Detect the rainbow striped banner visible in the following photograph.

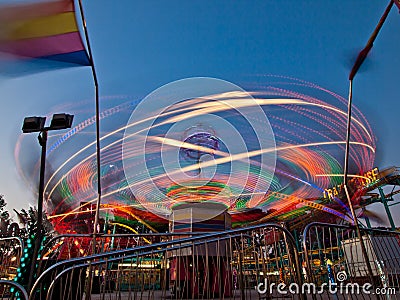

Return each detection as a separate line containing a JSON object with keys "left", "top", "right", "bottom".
{"left": 0, "top": 0, "right": 90, "bottom": 73}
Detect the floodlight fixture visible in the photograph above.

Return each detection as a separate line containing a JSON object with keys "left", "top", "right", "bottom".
{"left": 22, "top": 116, "right": 46, "bottom": 133}
{"left": 49, "top": 113, "right": 74, "bottom": 130}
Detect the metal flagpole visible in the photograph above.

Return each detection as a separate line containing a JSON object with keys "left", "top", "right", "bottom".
{"left": 76, "top": 1, "right": 101, "bottom": 299}
{"left": 344, "top": 0, "right": 394, "bottom": 234}
{"left": 344, "top": 0, "right": 394, "bottom": 290}
{"left": 76, "top": 0, "right": 102, "bottom": 241}
{"left": 343, "top": 79, "right": 376, "bottom": 286}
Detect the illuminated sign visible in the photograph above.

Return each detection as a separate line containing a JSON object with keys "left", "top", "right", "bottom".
{"left": 323, "top": 167, "right": 379, "bottom": 201}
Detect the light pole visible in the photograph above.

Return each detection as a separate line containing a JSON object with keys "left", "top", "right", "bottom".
{"left": 344, "top": 0, "right": 394, "bottom": 291}
{"left": 22, "top": 113, "right": 74, "bottom": 291}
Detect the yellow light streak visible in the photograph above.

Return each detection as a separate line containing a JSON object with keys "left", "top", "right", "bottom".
{"left": 109, "top": 222, "right": 152, "bottom": 244}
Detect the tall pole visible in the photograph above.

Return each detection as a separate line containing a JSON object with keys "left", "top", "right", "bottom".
{"left": 344, "top": 0, "right": 394, "bottom": 248}
{"left": 343, "top": 80, "right": 375, "bottom": 285}
{"left": 27, "top": 130, "right": 47, "bottom": 292}
{"left": 344, "top": 0, "right": 394, "bottom": 290}
{"left": 76, "top": 2, "right": 101, "bottom": 299}
{"left": 77, "top": 0, "right": 102, "bottom": 240}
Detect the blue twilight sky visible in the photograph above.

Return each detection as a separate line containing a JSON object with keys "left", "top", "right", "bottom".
{"left": 0, "top": 1, "right": 399, "bottom": 225}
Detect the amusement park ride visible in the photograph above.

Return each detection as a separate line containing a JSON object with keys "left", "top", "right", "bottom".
{"left": 9, "top": 163, "right": 395, "bottom": 237}
{"left": 13, "top": 75, "right": 400, "bottom": 236}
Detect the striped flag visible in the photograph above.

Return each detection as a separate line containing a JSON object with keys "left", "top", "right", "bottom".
{"left": 394, "top": 0, "right": 400, "bottom": 11}
{"left": 0, "top": 0, "right": 90, "bottom": 75}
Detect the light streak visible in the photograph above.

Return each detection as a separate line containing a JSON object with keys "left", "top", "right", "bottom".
{"left": 15, "top": 77, "right": 376, "bottom": 232}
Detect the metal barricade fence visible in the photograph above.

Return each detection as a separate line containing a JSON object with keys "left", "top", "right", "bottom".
{"left": 30, "top": 223, "right": 304, "bottom": 300}
{"left": 38, "top": 233, "right": 174, "bottom": 276}
{"left": 302, "top": 222, "right": 400, "bottom": 299}
{"left": 0, "top": 280, "right": 28, "bottom": 300}
{"left": 0, "top": 237, "right": 24, "bottom": 280}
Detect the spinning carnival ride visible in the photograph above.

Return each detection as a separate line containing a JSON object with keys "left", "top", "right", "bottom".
{"left": 15, "top": 76, "right": 376, "bottom": 233}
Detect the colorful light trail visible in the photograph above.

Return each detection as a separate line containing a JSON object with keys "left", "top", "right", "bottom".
{"left": 15, "top": 76, "right": 376, "bottom": 232}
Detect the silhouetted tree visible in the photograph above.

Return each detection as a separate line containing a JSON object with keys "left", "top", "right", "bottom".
{"left": 0, "top": 194, "right": 10, "bottom": 222}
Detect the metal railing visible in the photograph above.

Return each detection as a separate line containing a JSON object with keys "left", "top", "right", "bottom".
{"left": 302, "top": 222, "right": 400, "bottom": 299}
{"left": 0, "top": 280, "right": 28, "bottom": 300}
{"left": 2, "top": 221, "right": 397, "bottom": 299}
{"left": 30, "top": 223, "right": 303, "bottom": 300}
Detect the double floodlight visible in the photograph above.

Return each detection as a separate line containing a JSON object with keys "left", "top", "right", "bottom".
{"left": 22, "top": 113, "right": 74, "bottom": 133}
